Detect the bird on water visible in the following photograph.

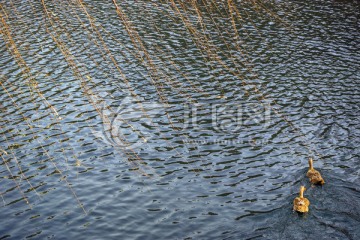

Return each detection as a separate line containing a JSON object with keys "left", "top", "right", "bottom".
{"left": 306, "top": 158, "right": 325, "bottom": 185}
{"left": 293, "top": 186, "right": 310, "bottom": 213}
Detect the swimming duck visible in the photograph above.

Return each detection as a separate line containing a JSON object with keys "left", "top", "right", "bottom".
{"left": 293, "top": 186, "right": 310, "bottom": 213}
{"left": 306, "top": 158, "right": 325, "bottom": 185}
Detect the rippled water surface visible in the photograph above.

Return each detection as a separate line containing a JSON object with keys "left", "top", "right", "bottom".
{"left": 1, "top": 0, "right": 359, "bottom": 239}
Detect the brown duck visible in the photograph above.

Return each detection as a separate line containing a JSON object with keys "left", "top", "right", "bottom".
{"left": 293, "top": 186, "right": 310, "bottom": 213}
{"left": 306, "top": 158, "right": 325, "bottom": 185}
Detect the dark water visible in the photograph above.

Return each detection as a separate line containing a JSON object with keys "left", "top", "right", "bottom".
{"left": 1, "top": 0, "right": 359, "bottom": 239}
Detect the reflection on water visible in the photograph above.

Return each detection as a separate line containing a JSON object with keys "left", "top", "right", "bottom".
{"left": 0, "top": 0, "right": 359, "bottom": 239}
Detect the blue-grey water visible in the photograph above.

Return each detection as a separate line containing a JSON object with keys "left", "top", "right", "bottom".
{"left": 1, "top": 0, "right": 359, "bottom": 239}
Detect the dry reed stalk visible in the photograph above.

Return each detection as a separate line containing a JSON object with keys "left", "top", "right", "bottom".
{"left": 1, "top": 127, "right": 41, "bottom": 199}
{"left": 2, "top": 1, "right": 87, "bottom": 211}
{"left": 0, "top": 142, "right": 30, "bottom": 206}
{"left": 166, "top": 1, "right": 323, "bottom": 160}
{"left": 41, "top": 0, "right": 155, "bottom": 177}
{"left": 1, "top": 78, "right": 87, "bottom": 213}
{"left": 5, "top": 0, "right": 78, "bottom": 171}
{"left": 0, "top": 6, "right": 60, "bottom": 120}
{"left": 112, "top": 1, "right": 208, "bottom": 168}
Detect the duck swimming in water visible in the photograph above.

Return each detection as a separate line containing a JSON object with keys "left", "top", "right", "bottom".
{"left": 306, "top": 158, "right": 325, "bottom": 185}
{"left": 293, "top": 186, "right": 310, "bottom": 213}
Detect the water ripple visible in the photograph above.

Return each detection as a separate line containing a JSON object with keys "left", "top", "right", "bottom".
{"left": 0, "top": 0, "right": 359, "bottom": 239}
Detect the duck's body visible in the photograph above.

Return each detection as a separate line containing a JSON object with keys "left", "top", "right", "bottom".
{"left": 293, "top": 186, "right": 310, "bottom": 213}
{"left": 306, "top": 158, "right": 325, "bottom": 185}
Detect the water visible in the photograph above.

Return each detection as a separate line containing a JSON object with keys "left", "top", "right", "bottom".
{"left": 1, "top": 0, "right": 359, "bottom": 239}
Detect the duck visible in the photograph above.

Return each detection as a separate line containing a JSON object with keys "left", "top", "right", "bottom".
{"left": 293, "top": 186, "right": 310, "bottom": 213}
{"left": 306, "top": 158, "right": 325, "bottom": 185}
